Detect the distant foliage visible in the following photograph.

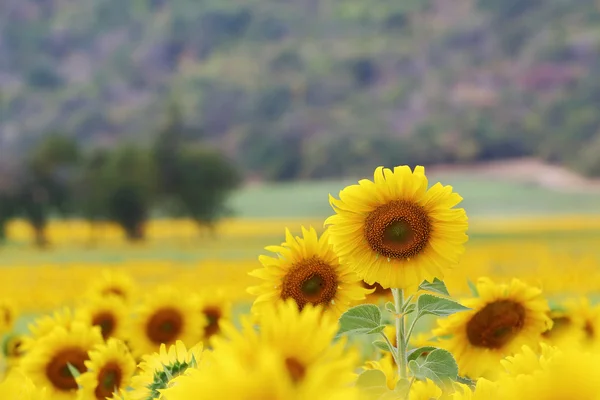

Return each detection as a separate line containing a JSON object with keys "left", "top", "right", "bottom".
{"left": 0, "top": 0, "right": 600, "bottom": 177}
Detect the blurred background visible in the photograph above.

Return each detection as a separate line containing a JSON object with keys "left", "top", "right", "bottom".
{"left": 0, "top": 0, "right": 599, "bottom": 313}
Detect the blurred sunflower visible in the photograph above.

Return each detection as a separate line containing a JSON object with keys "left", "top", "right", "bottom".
{"left": 0, "top": 298, "right": 18, "bottom": 334}
{"left": 494, "top": 344, "right": 600, "bottom": 399}
{"left": 409, "top": 379, "right": 442, "bottom": 400}
{"left": 23, "top": 307, "right": 85, "bottom": 351}
{"left": 247, "top": 226, "right": 368, "bottom": 315}
{"left": 20, "top": 322, "right": 103, "bottom": 400}
{"left": 129, "top": 340, "right": 203, "bottom": 400}
{"left": 564, "top": 297, "right": 600, "bottom": 346}
{"left": 129, "top": 286, "right": 204, "bottom": 357}
{"left": 325, "top": 165, "right": 468, "bottom": 289}
{"left": 76, "top": 338, "right": 136, "bottom": 400}
{"left": 87, "top": 270, "right": 136, "bottom": 303}
{"left": 363, "top": 352, "right": 396, "bottom": 390}
{"left": 2, "top": 333, "right": 27, "bottom": 369}
{"left": 195, "top": 291, "right": 232, "bottom": 344}
{"left": 0, "top": 370, "right": 48, "bottom": 399}
{"left": 214, "top": 298, "right": 358, "bottom": 391}
{"left": 162, "top": 344, "right": 359, "bottom": 400}
{"left": 451, "top": 379, "right": 498, "bottom": 400}
{"left": 433, "top": 277, "right": 552, "bottom": 379}
{"left": 76, "top": 295, "right": 128, "bottom": 341}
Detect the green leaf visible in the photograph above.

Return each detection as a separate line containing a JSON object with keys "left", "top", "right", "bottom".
{"left": 384, "top": 301, "right": 396, "bottom": 314}
{"left": 66, "top": 362, "right": 81, "bottom": 380}
{"left": 337, "top": 304, "right": 383, "bottom": 336}
{"left": 418, "top": 278, "right": 450, "bottom": 296}
{"left": 372, "top": 339, "right": 395, "bottom": 353}
{"left": 355, "top": 370, "right": 389, "bottom": 398}
{"left": 407, "top": 346, "right": 437, "bottom": 362}
{"left": 367, "top": 325, "right": 387, "bottom": 334}
{"left": 378, "top": 379, "right": 410, "bottom": 399}
{"left": 403, "top": 303, "right": 416, "bottom": 315}
{"left": 467, "top": 280, "right": 479, "bottom": 297}
{"left": 408, "top": 348, "right": 459, "bottom": 390}
{"left": 417, "top": 294, "right": 470, "bottom": 318}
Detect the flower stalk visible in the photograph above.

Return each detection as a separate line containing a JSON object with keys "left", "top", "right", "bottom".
{"left": 392, "top": 288, "right": 408, "bottom": 379}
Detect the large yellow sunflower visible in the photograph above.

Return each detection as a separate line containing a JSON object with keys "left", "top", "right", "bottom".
{"left": 19, "top": 322, "right": 103, "bottom": 400}
{"left": 76, "top": 295, "right": 129, "bottom": 341}
{"left": 325, "top": 165, "right": 468, "bottom": 289}
{"left": 213, "top": 298, "right": 358, "bottom": 392}
{"left": 247, "top": 226, "right": 368, "bottom": 315}
{"left": 0, "top": 370, "right": 48, "bottom": 399}
{"left": 76, "top": 338, "right": 136, "bottom": 400}
{"left": 433, "top": 277, "right": 552, "bottom": 379}
{"left": 162, "top": 344, "right": 360, "bottom": 400}
{"left": 129, "top": 340, "right": 203, "bottom": 400}
{"left": 129, "top": 286, "right": 205, "bottom": 357}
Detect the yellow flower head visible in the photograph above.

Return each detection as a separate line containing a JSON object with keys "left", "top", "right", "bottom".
{"left": 433, "top": 277, "right": 552, "bottom": 379}
{"left": 213, "top": 298, "right": 358, "bottom": 392}
{"left": 325, "top": 165, "right": 468, "bottom": 289}
{"left": 19, "top": 322, "right": 103, "bottom": 400}
{"left": 129, "top": 286, "right": 205, "bottom": 357}
{"left": 76, "top": 338, "right": 136, "bottom": 400}
{"left": 129, "top": 340, "right": 203, "bottom": 400}
{"left": 86, "top": 269, "right": 136, "bottom": 304}
{"left": 75, "top": 295, "right": 129, "bottom": 341}
{"left": 0, "top": 370, "right": 48, "bottom": 400}
{"left": 248, "top": 226, "right": 369, "bottom": 315}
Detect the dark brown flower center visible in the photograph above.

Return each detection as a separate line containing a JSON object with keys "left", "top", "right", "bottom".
{"left": 94, "top": 362, "right": 123, "bottom": 400}
{"left": 281, "top": 256, "right": 338, "bottom": 310}
{"left": 542, "top": 316, "right": 571, "bottom": 338}
{"left": 203, "top": 307, "right": 222, "bottom": 338}
{"left": 45, "top": 347, "right": 89, "bottom": 391}
{"left": 146, "top": 308, "right": 184, "bottom": 344}
{"left": 284, "top": 357, "right": 306, "bottom": 383}
{"left": 466, "top": 300, "right": 526, "bottom": 349}
{"left": 92, "top": 312, "right": 117, "bottom": 340}
{"left": 364, "top": 201, "right": 431, "bottom": 260}
{"left": 584, "top": 320, "right": 595, "bottom": 340}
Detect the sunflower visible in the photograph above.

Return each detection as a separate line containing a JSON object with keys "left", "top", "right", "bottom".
{"left": 213, "top": 298, "right": 358, "bottom": 392}
{"left": 494, "top": 344, "right": 600, "bottom": 399}
{"left": 22, "top": 307, "right": 85, "bottom": 352}
{"left": 76, "top": 338, "right": 136, "bottom": 400}
{"left": 409, "top": 379, "right": 443, "bottom": 400}
{"left": 325, "top": 165, "right": 468, "bottom": 289}
{"left": 0, "top": 298, "right": 17, "bottom": 334}
{"left": 162, "top": 344, "right": 360, "bottom": 400}
{"left": 247, "top": 226, "right": 368, "bottom": 315}
{"left": 19, "top": 322, "right": 103, "bottom": 400}
{"left": 451, "top": 380, "right": 498, "bottom": 400}
{"left": 195, "top": 291, "right": 232, "bottom": 344}
{"left": 76, "top": 295, "right": 128, "bottom": 341}
{"left": 363, "top": 352, "right": 396, "bottom": 390}
{"left": 129, "top": 286, "right": 205, "bottom": 357}
{"left": 561, "top": 297, "right": 600, "bottom": 347}
{"left": 433, "top": 277, "right": 552, "bottom": 379}
{"left": 87, "top": 269, "right": 136, "bottom": 304}
{"left": 3, "top": 333, "right": 27, "bottom": 368}
{"left": 129, "top": 340, "right": 203, "bottom": 400}
{"left": 0, "top": 370, "right": 48, "bottom": 399}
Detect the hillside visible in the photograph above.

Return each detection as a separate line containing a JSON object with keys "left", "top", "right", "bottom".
{"left": 1, "top": 0, "right": 600, "bottom": 179}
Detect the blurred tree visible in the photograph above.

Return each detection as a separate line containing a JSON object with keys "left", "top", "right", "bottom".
{"left": 102, "top": 145, "right": 156, "bottom": 241}
{"left": 17, "top": 134, "right": 80, "bottom": 247}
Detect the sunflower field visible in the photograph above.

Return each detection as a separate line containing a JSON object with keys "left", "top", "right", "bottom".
{"left": 1, "top": 165, "right": 600, "bottom": 399}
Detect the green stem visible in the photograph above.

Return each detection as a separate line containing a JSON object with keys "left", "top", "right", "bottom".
{"left": 405, "top": 314, "right": 420, "bottom": 344}
{"left": 379, "top": 332, "right": 399, "bottom": 366}
{"left": 392, "top": 288, "right": 407, "bottom": 380}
